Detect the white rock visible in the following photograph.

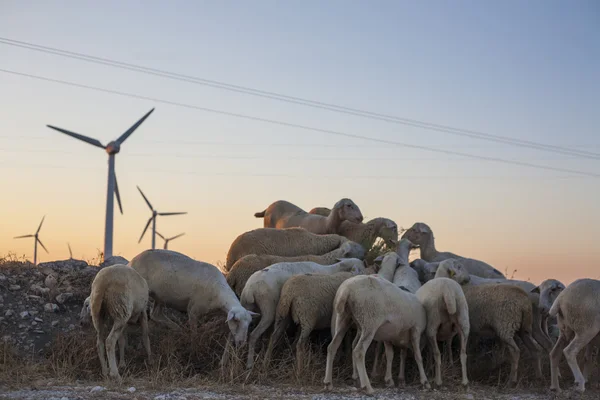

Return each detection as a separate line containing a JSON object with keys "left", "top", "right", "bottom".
{"left": 0, "top": 273, "right": 6, "bottom": 281}
{"left": 19, "top": 311, "right": 30, "bottom": 319}
{"left": 34, "top": 317, "right": 43, "bottom": 322}
{"left": 9, "top": 285, "right": 21, "bottom": 291}
{"left": 5, "top": 310, "right": 14, "bottom": 317}
{"left": 55, "top": 293, "right": 73, "bottom": 304}
{"left": 52, "top": 320, "right": 59, "bottom": 327}
{"left": 44, "top": 274, "right": 58, "bottom": 289}
{"left": 44, "top": 303, "right": 59, "bottom": 313}
{"left": 127, "top": 387, "right": 137, "bottom": 393}
{"left": 90, "top": 386, "right": 105, "bottom": 393}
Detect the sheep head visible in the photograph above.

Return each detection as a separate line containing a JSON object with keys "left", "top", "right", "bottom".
{"left": 332, "top": 198, "right": 363, "bottom": 224}
{"left": 378, "top": 218, "right": 399, "bottom": 248}
{"left": 395, "top": 238, "right": 419, "bottom": 264}
{"left": 532, "top": 279, "right": 565, "bottom": 314}
{"left": 226, "top": 306, "right": 260, "bottom": 347}
{"left": 400, "top": 222, "right": 432, "bottom": 247}
{"left": 439, "top": 259, "right": 470, "bottom": 285}
{"left": 335, "top": 257, "right": 367, "bottom": 275}
{"left": 339, "top": 240, "right": 366, "bottom": 260}
{"left": 79, "top": 296, "right": 92, "bottom": 327}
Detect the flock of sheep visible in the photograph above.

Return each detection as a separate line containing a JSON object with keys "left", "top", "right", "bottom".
{"left": 79, "top": 198, "right": 599, "bottom": 394}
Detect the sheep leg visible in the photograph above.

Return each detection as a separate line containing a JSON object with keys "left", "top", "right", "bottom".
{"left": 353, "top": 328, "right": 376, "bottom": 395}
{"left": 582, "top": 344, "right": 594, "bottom": 382}
{"left": 351, "top": 328, "right": 361, "bottom": 382}
{"left": 397, "top": 348, "right": 407, "bottom": 387}
{"left": 95, "top": 323, "right": 109, "bottom": 378}
{"left": 563, "top": 328, "right": 599, "bottom": 393}
{"left": 411, "top": 328, "right": 430, "bottom": 389}
{"left": 118, "top": 333, "right": 126, "bottom": 369}
{"left": 324, "top": 314, "right": 351, "bottom": 391}
{"left": 457, "top": 326, "right": 469, "bottom": 387}
{"left": 519, "top": 331, "right": 542, "bottom": 379}
{"left": 383, "top": 341, "right": 395, "bottom": 387}
{"left": 371, "top": 341, "right": 383, "bottom": 378}
{"left": 295, "top": 326, "right": 312, "bottom": 371}
{"left": 550, "top": 332, "right": 569, "bottom": 391}
{"left": 140, "top": 309, "right": 152, "bottom": 365}
{"left": 246, "top": 303, "right": 275, "bottom": 370}
{"left": 220, "top": 333, "right": 232, "bottom": 368}
{"left": 532, "top": 311, "right": 553, "bottom": 353}
{"left": 106, "top": 320, "right": 127, "bottom": 382}
{"left": 501, "top": 336, "right": 520, "bottom": 387}
{"left": 428, "top": 334, "right": 443, "bottom": 387}
{"left": 150, "top": 301, "right": 180, "bottom": 330}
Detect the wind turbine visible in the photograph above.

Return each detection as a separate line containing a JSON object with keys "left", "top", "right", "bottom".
{"left": 137, "top": 186, "right": 187, "bottom": 249}
{"left": 67, "top": 242, "right": 73, "bottom": 259}
{"left": 155, "top": 231, "right": 185, "bottom": 249}
{"left": 14, "top": 216, "right": 48, "bottom": 265}
{"left": 46, "top": 108, "right": 155, "bottom": 259}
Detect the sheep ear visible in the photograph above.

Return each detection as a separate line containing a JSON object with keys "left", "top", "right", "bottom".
{"left": 373, "top": 255, "right": 384, "bottom": 265}
{"left": 248, "top": 311, "right": 260, "bottom": 318}
{"left": 226, "top": 310, "right": 236, "bottom": 323}
{"left": 530, "top": 286, "right": 540, "bottom": 294}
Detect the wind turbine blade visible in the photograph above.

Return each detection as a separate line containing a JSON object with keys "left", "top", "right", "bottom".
{"left": 37, "top": 238, "right": 49, "bottom": 253}
{"left": 114, "top": 174, "right": 123, "bottom": 214}
{"left": 116, "top": 108, "right": 155, "bottom": 145}
{"left": 46, "top": 125, "right": 105, "bottom": 149}
{"left": 158, "top": 212, "right": 187, "bottom": 216}
{"left": 138, "top": 217, "right": 153, "bottom": 243}
{"left": 137, "top": 186, "right": 153, "bottom": 211}
{"left": 14, "top": 234, "right": 34, "bottom": 239}
{"left": 36, "top": 215, "right": 46, "bottom": 234}
{"left": 68, "top": 242, "right": 73, "bottom": 258}
{"left": 155, "top": 231, "right": 165, "bottom": 240}
{"left": 169, "top": 233, "right": 185, "bottom": 241}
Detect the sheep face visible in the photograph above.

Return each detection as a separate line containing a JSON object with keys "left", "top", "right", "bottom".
{"left": 532, "top": 279, "right": 565, "bottom": 314}
{"left": 79, "top": 296, "right": 92, "bottom": 327}
{"left": 442, "top": 259, "right": 470, "bottom": 285}
{"left": 333, "top": 198, "right": 363, "bottom": 224}
{"left": 339, "top": 241, "right": 366, "bottom": 260}
{"left": 400, "top": 222, "right": 432, "bottom": 246}
{"left": 335, "top": 257, "right": 368, "bottom": 275}
{"left": 379, "top": 219, "right": 399, "bottom": 248}
{"left": 226, "top": 306, "right": 259, "bottom": 347}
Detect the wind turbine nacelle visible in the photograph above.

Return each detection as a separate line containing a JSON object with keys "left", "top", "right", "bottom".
{"left": 105, "top": 141, "right": 121, "bottom": 154}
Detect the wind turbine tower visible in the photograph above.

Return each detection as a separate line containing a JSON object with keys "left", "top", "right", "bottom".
{"left": 137, "top": 186, "right": 187, "bottom": 249}
{"left": 14, "top": 216, "right": 48, "bottom": 265}
{"left": 46, "top": 108, "right": 155, "bottom": 259}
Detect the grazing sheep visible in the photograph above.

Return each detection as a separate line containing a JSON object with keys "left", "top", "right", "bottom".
{"left": 87, "top": 264, "right": 151, "bottom": 382}
{"left": 129, "top": 249, "right": 259, "bottom": 346}
{"left": 337, "top": 217, "right": 400, "bottom": 250}
{"left": 240, "top": 258, "right": 366, "bottom": 369}
{"left": 415, "top": 277, "right": 470, "bottom": 387}
{"left": 410, "top": 259, "right": 440, "bottom": 283}
{"left": 269, "top": 271, "right": 360, "bottom": 369}
{"left": 532, "top": 279, "right": 565, "bottom": 341}
{"left": 324, "top": 270, "right": 430, "bottom": 394}
{"left": 441, "top": 262, "right": 541, "bottom": 386}
{"left": 224, "top": 227, "right": 349, "bottom": 271}
{"left": 226, "top": 240, "right": 366, "bottom": 297}
{"left": 436, "top": 259, "right": 553, "bottom": 353}
{"left": 548, "top": 278, "right": 600, "bottom": 393}
{"left": 401, "top": 222, "right": 505, "bottom": 279}
{"left": 308, "top": 207, "right": 331, "bottom": 216}
{"left": 254, "top": 198, "right": 363, "bottom": 234}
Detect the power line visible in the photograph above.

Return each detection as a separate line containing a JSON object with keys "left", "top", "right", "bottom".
{"left": 1, "top": 37, "right": 598, "bottom": 160}
{"left": 1, "top": 67, "right": 599, "bottom": 179}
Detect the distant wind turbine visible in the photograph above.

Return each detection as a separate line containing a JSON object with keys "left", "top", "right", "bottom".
{"left": 155, "top": 231, "right": 185, "bottom": 249}
{"left": 137, "top": 186, "right": 187, "bottom": 249}
{"left": 14, "top": 216, "right": 48, "bottom": 265}
{"left": 67, "top": 242, "right": 73, "bottom": 259}
{"left": 46, "top": 108, "right": 155, "bottom": 260}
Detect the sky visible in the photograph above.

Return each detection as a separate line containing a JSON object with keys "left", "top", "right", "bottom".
{"left": 0, "top": 1, "right": 598, "bottom": 285}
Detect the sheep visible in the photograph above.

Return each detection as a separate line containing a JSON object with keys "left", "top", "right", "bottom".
{"left": 440, "top": 260, "right": 542, "bottom": 386}
{"left": 401, "top": 222, "right": 505, "bottom": 279}
{"left": 129, "top": 249, "right": 259, "bottom": 347}
{"left": 268, "top": 271, "right": 360, "bottom": 369}
{"left": 254, "top": 198, "right": 364, "bottom": 234}
{"left": 410, "top": 259, "right": 440, "bottom": 283}
{"left": 436, "top": 259, "right": 553, "bottom": 353}
{"left": 323, "top": 266, "right": 430, "bottom": 394}
{"left": 337, "top": 217, "right": 399, "bottom": 250}
{"left": 86, "top": 264, "right": 151, "bottom": 382}
{"left": 224, "top": 227, "right": 349, "bottom": 271}
{"left": 226, "top": 240, "right": 366, "bottom": 297}
{"left": 531, "top": 279, "right": 565, "bottom": 341}
{"left": 239, "top": 258, "right": 366, "bottom": 369}
{"left": 548, "top": 278, "right": 600, "bottom": 393}
{"left": 308, "top": 206, "right": 331, "bottom": 216}
{"left": 415, "top": 277, "right": 470, "bottom": 387}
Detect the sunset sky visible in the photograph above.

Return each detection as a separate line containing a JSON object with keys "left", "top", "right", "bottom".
{"left": 1, "top": 1, "right": 598, "bottom": 285}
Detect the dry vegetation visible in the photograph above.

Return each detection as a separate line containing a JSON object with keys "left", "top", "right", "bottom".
{"left": 0, "top": 252, "right": 598, "bottom": 399}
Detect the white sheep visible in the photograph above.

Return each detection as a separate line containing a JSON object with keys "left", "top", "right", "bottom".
{"left": 226, "top": 240, "right": 366, "bottom": 297}
{"left": 129, "top": 249, "right": 259, "bottom": 346}
{"left": 410, "top": 259, "right": 440, "bottom": 283}
{"left": 254, "top": 198, "right": 364, "bottom": 234}
{"left": 401, "top": 222, "right": 505, "bottom": 279}
{"left": 337, "top": 217, "right": 400, "bottom": 250}
{"left": 323, "top": 266, "right": 430, "bottom": 394}
{"left": 86, "top": 264, "right": 151, "bottom": 382}
{"left": 415, "top": 277, "right": 470, "bottom": 387}
{"left": 440, "top": 260, "right": 542, "bottom": 386}
{"left": 239, "top": 258, "right": 366, "bottom": 369}
{"left": 531, "top": 278, "right": 565, "bottom": 341}
{"left": 224, "top": 227, "right": 349, "bottom": 271}
{"left": 308, "top": 206, "right": 331, "bottom": 216}
{"left": 548, "top": 278, "right": 600, "bottom": 393}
